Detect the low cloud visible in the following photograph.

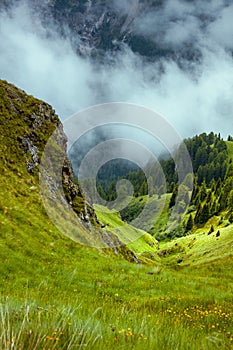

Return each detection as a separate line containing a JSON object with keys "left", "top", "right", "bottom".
{"left": 0, "top": 1, "right": 97, "bottom": 116}
{"left": 0, "top": 0, "right": 233, "bottom": 140}
{"left": 208, "top": 4, "right": 233, "bottom": 50}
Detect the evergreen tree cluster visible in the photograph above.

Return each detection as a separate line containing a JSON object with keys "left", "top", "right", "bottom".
{"left": 95, "top": 133, "right": 232, "bottom": 226}
{"left": 188, "top": 161, "right": 233, "bottom": 226}
{"left": 96, "top": 159, "right": 148, "bottom": 201}
{"left": 185, "top": 132, "right": 228, "bottom": 185}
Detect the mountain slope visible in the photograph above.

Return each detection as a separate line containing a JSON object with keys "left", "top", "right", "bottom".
{"left": 0, "top": 79, "right": 158, "bottom": 259}
{"left": 0, "top": 0, "right": 202, "bottom": 63}
{"left": 0, "top": 80, "right": 233, "bottom": 349}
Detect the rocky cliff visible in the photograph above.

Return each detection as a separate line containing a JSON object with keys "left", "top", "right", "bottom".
{"left": 0, "top": 79, "right": 141, "bottom": 261}
{"left": 0, "top": 79, "right": 95, "bottom": 225}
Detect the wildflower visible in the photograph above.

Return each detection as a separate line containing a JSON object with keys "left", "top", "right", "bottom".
{"left": 118, "top": 329, "right": 125, "bottom": 334}
{"left": 46, "top": 336, "right": 53, "bottom": 340}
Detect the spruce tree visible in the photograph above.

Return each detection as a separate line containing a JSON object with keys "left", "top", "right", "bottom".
{"left": 169, "top": 184, "right": 178, "bottom": 208}
{"left": 199, "top": 203, "right": 210, "bottom": 224}
{"left": 186, "top": 214, "right": 194, "bottom": 232}
{"left": 194, "top": 203, "right": 202, "bottom": 224}
{"left": 199, "top": 180, "right": 207, "bottom": 201}
{"left": 208, "top": 225, "right": 214, "bottom": 235}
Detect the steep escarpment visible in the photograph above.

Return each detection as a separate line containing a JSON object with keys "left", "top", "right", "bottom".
{"left": 0, "top": 79, "right": 153, "bottom": 259}
{"left": 0, "top": 79, "right": 95, "bottom": 226}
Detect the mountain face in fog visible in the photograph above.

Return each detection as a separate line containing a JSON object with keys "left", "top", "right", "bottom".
{"left": 20, "top": 0, "right": 232, "bottom": 66}
{"left": 36, "top": 0, "right": 151, "bottom": 55}
{"left": 1, "top": 0, "right": 202, "bottom": 63}
{"left": 44, "top": 0, "right": 201, "bottom": 63}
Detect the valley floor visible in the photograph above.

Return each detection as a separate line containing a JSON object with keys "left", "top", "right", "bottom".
{"left": 0, "top": 181, "right": 233, "bottom": 349}
{"left": 1, "top": 244, "right": 233, "bottom": 349}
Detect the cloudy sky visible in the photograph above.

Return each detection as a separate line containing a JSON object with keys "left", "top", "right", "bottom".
{"left": 0, "top": 0, "right": 233, "bottom": 139}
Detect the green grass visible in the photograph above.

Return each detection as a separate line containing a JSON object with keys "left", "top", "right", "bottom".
{"left": 159, "top": 224, "right": 233, "bottom": 267}
{"left": 1, "top": 169, "right": 232, "bottom": 349}
{"left": 94, "top": 204, "right": 158, "bottom": 258}
{"left": 0, "top": 80, "right": 233, "bottom": 349}
{"left": 1, "top": 175, "right": 233, "bottom": 349}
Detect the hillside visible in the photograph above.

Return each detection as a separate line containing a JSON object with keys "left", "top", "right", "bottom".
{"left": 0, "top": 80, "right": 233, "bottom": 349}
{"left": 95, "top": 132, "right": 233, "bottom": 244}
{"left": 0, "top": 79, "right": 157, "bottom": 256}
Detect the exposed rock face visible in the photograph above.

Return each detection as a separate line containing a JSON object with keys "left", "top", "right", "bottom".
{"left": 21, "top": 138, "right": 39, "bottom": 173}
{"left": 0, "top": 79, "right": 96, "bottom": 227}
{"left": 44, "top": 0, "right": 161, "bottom": 58}
{"left": 35, "top": 0, "right": 199, "bottom": 62}
{"left": 0, "top": 0, "right": 203, "bottom": 63}
{"left": 21, "top": 104, "right": 58, "bottom": 173}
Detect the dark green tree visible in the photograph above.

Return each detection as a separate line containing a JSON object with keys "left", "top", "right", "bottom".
{"left": 169, "top": 185, "right": 178, "bottom": 208}
{"left": 186, "top": 214, "right": 194, "bottom": 232}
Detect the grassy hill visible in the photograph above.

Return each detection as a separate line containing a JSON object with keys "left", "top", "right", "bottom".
{"left": 94, "top": 204, "right": 160, "bottom": 262}
{"left": 0, "top": 80, "right": 233, "bottom": 349}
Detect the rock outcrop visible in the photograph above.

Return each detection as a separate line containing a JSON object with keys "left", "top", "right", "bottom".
{"left": 0, "top": 79, "right": 140, "bottom": 260}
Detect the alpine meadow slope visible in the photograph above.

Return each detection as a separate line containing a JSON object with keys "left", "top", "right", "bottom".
{"left": 0, "top": 80, "right": 233, "bottom": 349}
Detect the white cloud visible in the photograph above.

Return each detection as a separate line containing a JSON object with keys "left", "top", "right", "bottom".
{"left": 0, "top": 0, "right": 233, "bottom": 140}
{"left": 0, "top": 2, "right": 97, "bottom": 116}
{"left": 163, "top": 16, "right": 200, "bottom": 47}
{"left": 208, "top": 4, "right": 233, "bottom": 49}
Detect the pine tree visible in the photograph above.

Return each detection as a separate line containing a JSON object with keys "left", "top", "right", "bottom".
{"left": 169, "top": 185, "right": 178, "bottom": 208}
{"left": 191, "top": 182, "right": 199, "bottom": 205}
{"left": 97, "top": 182, "right": 106, "bottom": 200}
{"left": 215, "top": 178, "right": 222, "bottom": 196}
{"left": 148, "top": 176, "right": 154, "bottom": 197}
{"left": 194, "top": 203, "right": 202, "bottom": 224}
{"left": 199, "top": 180, "right": 207, "bottom": 201}
{"left": 186, "top": 214, "right": 194, "bottom": 232}
{"left": 208, "top": 225, "right": 214, "bottom": 235}
{"left": 206, "top": 190, "right": 212, "bottom": 203}
{"left": 139, "top": 181, "right": 148, "bottom": 196}
{"left": 199, "top": 203, "right": 210, "bottom": 224}
{"left": 227, "top": 190, "right": 233, "bottom": 211}
{"left": 210, "top": 180, "right": 216, "bottom": 193}
{"left": 195, "top": 203, "right": 210, "bottom": 225}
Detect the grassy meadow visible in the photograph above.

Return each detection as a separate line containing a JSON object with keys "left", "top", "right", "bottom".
{"left": 0, "top": 80, "right": 232, "bottom": 349}
{"left": 0, "top": 173, "right": 233, "bottom": 349}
